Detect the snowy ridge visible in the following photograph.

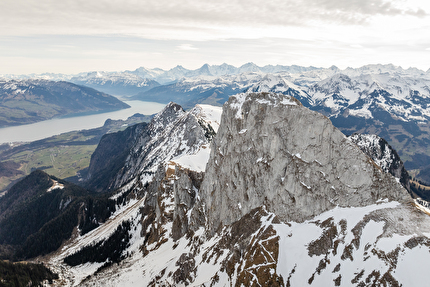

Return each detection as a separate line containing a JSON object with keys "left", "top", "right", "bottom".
{"left": 349, "top": 134, "right": 397, "bottom": 173}
{"left": 0, "top": 78, "right": 43, "bottom": 91}
{"left": 342, "top": 63, "right": 428, "bottom": 78}
{"left": 229, "top": 92, "right": 300, "bottom": 119}
{"left": 45, "top": 103, "right": 220, "bottom": 286}
{"left": 170, "top": 72, "right": 265, "bottom": 93}
{"left": 274, "top": 201, "right": 430, "bottom": 287}
{"left": 4, "top": 63, "right": 430, "bottom": 125}
{"left": 348, "top": 133, "right": 410, "bottom": 191}
{"left": 191, "top": 104, "right": 222, "bottom": 133}
{"left": 171, "top": 104, "right": 222, "bottom": 172}
{"left": 112, "top": 102, "right": 218, "bottom": 188}
{"left": 247, "top": 74, "right": 305, "bottom": 95}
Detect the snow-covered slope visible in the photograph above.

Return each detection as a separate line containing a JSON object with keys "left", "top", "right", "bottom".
{"left": 109, "top": 102, "right": 219, "bottom": 189}
{"left": 57, "top": 199, "right": 430, "bottom": 286}
{"left": 245, "top": 74, "right": 312, "bottom": 106}
{"left": 348, "top": 133, "right": 410, "bottom": 191}
{"left": 170, "top": 104, "right": 222, "bottom": 172}
{"left": 308, "top": 72, "right": 430, "bottom": 122}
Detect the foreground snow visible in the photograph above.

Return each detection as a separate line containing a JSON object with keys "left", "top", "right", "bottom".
{"left": 46, "top": 198, "right": 430, "bottom": 287}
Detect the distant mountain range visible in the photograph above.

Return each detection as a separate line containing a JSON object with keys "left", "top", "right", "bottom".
{"left": 1, "top": 63, "right": 320, "bottom": 96}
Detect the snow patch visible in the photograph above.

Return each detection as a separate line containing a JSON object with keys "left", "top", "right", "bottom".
{"left": 171, "top": 144, "right": 211, "bottom": 172}
{"left": 229, "top": 93, "right": 248, "bottom": 119}
{"left": 47, "top": 180, "right": 64, "bottom": 192}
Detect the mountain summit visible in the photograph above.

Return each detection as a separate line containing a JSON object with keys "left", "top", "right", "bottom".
{"left": 200, "top": 92, "right": 411, "bottom": 233}
{"left": 4, "top": 92, "right": 430, "bottom": 286}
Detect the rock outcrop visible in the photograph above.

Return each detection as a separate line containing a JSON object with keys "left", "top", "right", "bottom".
{"left": 200, "top": 92, "right": 411, "bottom": 233}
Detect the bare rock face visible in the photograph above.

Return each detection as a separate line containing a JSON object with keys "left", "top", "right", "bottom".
{"left": 200, "top": 92, "right": 411, "bottom": 233}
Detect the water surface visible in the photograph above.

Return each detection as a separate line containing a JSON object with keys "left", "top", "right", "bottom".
{"left": 0, "top": 101, "right": 165, "bottom": 144}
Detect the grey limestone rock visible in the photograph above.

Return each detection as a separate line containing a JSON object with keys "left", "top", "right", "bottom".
{"left": 200, "top": 92, "right": 412, "bottom": 233}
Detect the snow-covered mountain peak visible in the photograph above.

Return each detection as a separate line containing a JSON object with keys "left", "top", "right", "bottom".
{"left": 228, "top": 92, "right": 300, "bottom": 119}
{"left": 170, "top": 104, "right": 222, "bottom": 172}
{"left": 238, "top": 62, "right": 262, "bottom": 73}
{"left": 129, "top": 66, "right": 165, "bottom": 79}
{"left": 312, "top": 73, "right": 354, "bottom": 93}
{"left": 243, "top": 75, "right": 312, "bottom": 106}
{"left": 208, "top": 63, "right": 238, "bottom": 76}
{"left": 307, "top": 69, "right": 430, "bottom": 122}
{"left": 189, "top": 104, "right": 222, "bottom": 133}
{"left": 365, "top": 80, "right": 384, "bottom": 94}
{"left": 72, "top": 71, "right": 149, "bottom": 83}
{"left": 110, "top": 101, "right": 219, "bottom": 188}
{"left": 308, "top": 73, "right": 362, "bottom": 108}
{"left": 344, "top": 63, "right": 401, "bottom": 77}
{"left": 246, "top": 74, "right": 293, "bottom": 93}
{"left": 148, "top": 102, "right": 185, "bottom": 136}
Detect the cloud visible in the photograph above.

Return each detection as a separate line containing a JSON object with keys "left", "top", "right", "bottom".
{"left": 177, "top": 44, "right": 198, "bottom": 51}
{"left": 0, "top": 0, "right": 428, "bottom": 39}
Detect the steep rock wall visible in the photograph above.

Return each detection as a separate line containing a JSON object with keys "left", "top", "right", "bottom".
{"left": 200, "top": 92, "right": 411, "bottom": 233}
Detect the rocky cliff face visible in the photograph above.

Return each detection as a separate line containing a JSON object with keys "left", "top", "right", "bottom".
{"left": 200, "top": 92, "right": 411, "bottom": 233}
{"left": 85, "top": 122, "right": 148, "bottom": 192}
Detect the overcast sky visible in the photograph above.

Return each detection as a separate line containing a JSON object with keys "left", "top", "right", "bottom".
{"left": 1, "top": 0, "right": 429, "bottom": 74}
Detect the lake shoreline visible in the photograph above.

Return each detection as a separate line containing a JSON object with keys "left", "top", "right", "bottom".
{"left": 0, "top": 101, "right": 165, "bottom": 144}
